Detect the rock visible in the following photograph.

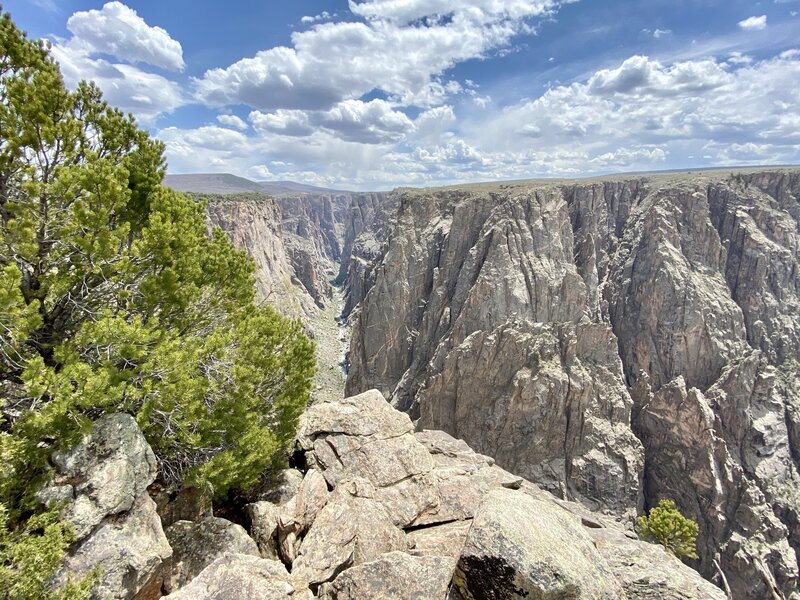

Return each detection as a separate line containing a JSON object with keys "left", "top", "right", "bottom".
{"left": 588, "top": 527, "right": 727, "bottom": 600}
{"left": 321, "top": 552, "right": 455, "bottom": 600}
{"left": 291, "top": 479, "right": 407, "bottom": 588}
{"left": 41, "top": 413, "right": 158, "bottom": 539}
{"left": 42, "top": 414, "right": 170, "bottom": 599}
{"left": 297, "top": 390, "right": 437, "bottom": 527}
{"left": 406, "top": 521, "right": 472, "bottom": 559}
{"left": 58, "top": 494, "right": 171, "bottom": 600}
{"left": 273, "top": 469, "right": 331, "bottom": 564}
{"left": 246, "top": 502, "right": 282, "bottom": 560}
{"left": 167, "top": 554, "right": 313, "bottom": 600}
{"left": 150, "top": 485, "right": 212, "bottom": 528}
{"left": 257, "top": 468, "right": 304, "bottom": 505}
{"left": 634, "top": 373, "right": 800, "bottom": 598}
{"left": 294, "top": 468, "right": 330, "bottom": 531}
{"left": 343, "top": 169, "right": 800, "bottom": 595}
{"left": 205, "top": 198, "right": 315, "bottom": 316}
{"left": 452, "top": 488, "right": 623, "bottom": 599}
{"left": 417, "top": 320, "right": 644, "bottom": 517}
{"left": 164, "top": 517, "right": 260, "bottom": 592}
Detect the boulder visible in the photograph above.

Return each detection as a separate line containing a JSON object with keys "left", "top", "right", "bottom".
{"left": 167, "top": 553, "right": 313, "bottom": 600}
{"left": 589, "top": 527, "right": 727, "bottom": 600}
{"left": 291, "top": 479, "right": 406, "bottom": 588}
{"left": 452, "top": 488, "right": 623, "bottom": 599}
{"left": 406, "top": 521, "right": 472, "bottom": 560}
{"left": 297, "top": 390, "right": 437, "bottom": 527}
{"left": 257, "top": 468, "right": 304, "bottom": 505}
{"left": 58, "top": 494, "right": 171, "bottom": 600}
{"left": 42, "top": 414, "right": 170, "bottom": 600}
{"left": 165, "top": 516, "right": 260, "bottom": 592}
{"left": 321, "top": 552, "right": 455, "bottom": 600}
{"left": 246, "top": 502, "right": 282, "bottom": 560}
{"left": 272, "top": 468, "right": 330, "bottom": 562}
{"left": 41, "top": 413, "right": 158, "bottom": 538}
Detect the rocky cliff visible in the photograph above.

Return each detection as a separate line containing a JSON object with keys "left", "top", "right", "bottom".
{"left": 344, "top": 168, "right": 800, "bottom": 599}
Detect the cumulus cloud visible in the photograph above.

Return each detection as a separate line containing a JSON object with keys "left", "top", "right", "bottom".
{"left": 217, "top": 114, "right": 249, "bottom": 130}
{"left": 51, "top": 45, "right": 184, "bottom": 124}
{"left": 66, "top": 2, "right": 185, "bottom": 71}
{"left": 465, "top": 52, "right": 800, "bottom": 170}
{"left": 301, "top": 11, "right": 333, "bottom": 24}
{"left": 50, "top": 2, "right": 185, "bottom": 124}
{"left": 250, "top": 98, "right": 414, "bottom": 144}
{"left": 193, "top": 0, "right": 571, "bottom": 111}
{"left": 738, "top": 15, "right": 767, "bottom": 30}
{"left": 160, "top": 50, "right": 800, "bottom": 189}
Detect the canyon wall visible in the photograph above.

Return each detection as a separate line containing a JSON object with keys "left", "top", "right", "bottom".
{"left": 344, "top": 169, "right": 800, "bottom": 599}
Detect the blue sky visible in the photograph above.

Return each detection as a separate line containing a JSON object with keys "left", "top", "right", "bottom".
{"left": 5, "top": 0, "right": 800, "bottom": 190}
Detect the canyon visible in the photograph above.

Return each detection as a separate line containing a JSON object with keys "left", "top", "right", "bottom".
{"left": 162, "top": 167, "right": 800, "bottom": 599}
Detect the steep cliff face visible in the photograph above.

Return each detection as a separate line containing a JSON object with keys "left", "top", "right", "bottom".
{"left": 335, "top": 192, "right": 398, "bottom": 319}
{"left": 345, "top": 168, "right": 800, "bottom": 598}
{"left": 276, "top": 194, "right": 351, "bottom": 308}
{"left": 204, "top": 198, "right": 315, "bottom": 315}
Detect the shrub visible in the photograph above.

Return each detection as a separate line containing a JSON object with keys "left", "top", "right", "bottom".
{"left": 636, "top": 498, "right": 699, "bottom": 559}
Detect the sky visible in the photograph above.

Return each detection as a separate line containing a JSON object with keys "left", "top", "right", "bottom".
{"left": 5, "top": 0, "right": 800, "bottom": 190}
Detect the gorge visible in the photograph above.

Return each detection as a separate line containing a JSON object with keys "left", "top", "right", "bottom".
{"left": 164, "top": 168, "right": 800, "bottom": 599}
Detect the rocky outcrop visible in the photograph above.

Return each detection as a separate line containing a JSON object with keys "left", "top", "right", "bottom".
{"left": 40, "top": 414, "right": 171, "bottom": 600}
{"left": 417, "top": 320, "right": 643, "bottom": 518}
{"left": 285, "top": 390, "right": 726, "bottom": 600}
{"left": 319, "top": 552, "right": 454, "bottom": 600}
{"left": 454, "top": 488, "right": 624, "bottom": 599}
{"left": 344, "top": 168, "right": 800, "bottom": 597}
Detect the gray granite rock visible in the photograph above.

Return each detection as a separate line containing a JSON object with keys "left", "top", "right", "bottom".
{"left": 165, "top": 516, "right": 260, "bottom": 592}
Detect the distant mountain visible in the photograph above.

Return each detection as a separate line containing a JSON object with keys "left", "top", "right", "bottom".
{"left": 164, "top": 173, "right": 348, "bottom": 196}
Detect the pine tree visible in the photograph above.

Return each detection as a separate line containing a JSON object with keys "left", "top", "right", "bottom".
{"left": 0, "top": 8, "right": 315, "bottom": 596}
{"left": 636, "top": 498, "right": 700, "bottom": 560}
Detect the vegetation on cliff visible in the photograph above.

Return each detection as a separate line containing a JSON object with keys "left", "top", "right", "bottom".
{"left": 0, "top": 9, "right": 315, "bottom": 596}
{"left": 636, "top": 499, "right": 699, "bottom": 560}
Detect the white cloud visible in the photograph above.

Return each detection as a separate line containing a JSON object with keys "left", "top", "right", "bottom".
{"left": 738, "top": 15, "right": 767, "bottom": 30}
{"left": 66, "top": 2, "right": 185, "bottom": 71}
{"left": 301, "top": 11, "right": 332, "bottom": 24}
{"left": 162, "top": 50, "right": 800, "bottom": 189}
{"left": 463, "top": 52, "right": 800, "bottom": 171}
{"left": 250, "top": 98, "right": 414, "bottom": 144}
{"left": 248, "top": 165, "right": 273, "bottom": 179}
{"left": 193, "top": 1, "right": 572, "bottom": 111}
{"left": 50, "top": 2, "right": 185, "bottom": 125}
{"left": 653, "top": 28, "right": 672, "bottom": 38}
{"left": 51, "top": 44, "right": 184, "bottom": 125}
{"left": 348, "top": 0, "right": 564, "bottom": 24}
{"left": 217, "top": 114, "right": 249, "bottom": 130}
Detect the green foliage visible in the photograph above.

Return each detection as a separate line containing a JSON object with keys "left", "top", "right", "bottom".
{"left": 0, "top": 504, "right": 95, "bottom": 600}
{"left": 636, "top": 498, "right": 699, "bottom": 559}
{"left": 0, "top": 8, "right": 315, "bottom": 596}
